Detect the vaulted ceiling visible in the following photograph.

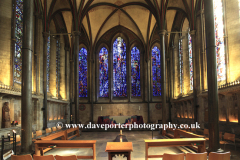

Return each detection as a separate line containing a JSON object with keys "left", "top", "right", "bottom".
{"left": 36, "top": 0, "right": 201, "bottom": 50}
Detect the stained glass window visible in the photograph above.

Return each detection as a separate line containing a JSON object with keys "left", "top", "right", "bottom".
{"left": 14, "top": 0, "right": 23, "bottom": 84}
{"left": 47, "top": 36, "right": 50, "bottom": 92}
{"left": 79, "top": 48, "right": 88, "bottom": 97}
{"left": 188, "top": 29, "right": 193, "bottom": 90}
{"left": 179, "top": 39, "right": 183, "bottom": 93}
{"left": 131, "top": 47, "right": 141, "bottom": 97}
{"left": 113, "top": 37, "right": 127, "bottom": 97}
{"left": 152, "top": 46, "right": 161, "bottom": 96}
{"left": 213, "top": 0, "right": 226, "bottom": 82}
{"left": 56, "top": 39, "right": 60, "bottom": 97}
{"left": 99, "top": 47, "right": 109, "bottom": 97}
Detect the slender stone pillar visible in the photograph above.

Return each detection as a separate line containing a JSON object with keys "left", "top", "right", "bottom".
{"left": 159, "top": 30, "right": 167, "bottom": 124}
{"left": 21, "top": 0, "right": 33, "bottom": 154}
{"left": 73, "top": 31, "right": 80, "bottom": 124}
{"left": 204, "top": 0, "right": 220, "bottom": 152}
{"left": 34, "top": 13, "right": 41, "bottom": 94}
{"left": 65, "top": 47, "right": 70, "bottom": 100}
{"left": 171, "top": 46, "right": 175, "bottom": 98}
{"left": 191, "top": 30, "right": 198, "bottom": 123}
{"left": 42, "top": 32, "right": 48, "bottom": 130}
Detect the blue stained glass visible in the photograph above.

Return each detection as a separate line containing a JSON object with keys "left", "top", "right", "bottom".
{"left": 79, "top": 48, "right": 88, "bottom": 97}
{"left": 113, "top": 37, "right": 127, "bottom": 97}
{"left": 131, "top": 47, "right": 141, "bottom": 97}
{"left": 14, "top": 0, "right": 23, "bottom": 84}
{"left": 188, "top": 29, "right": 193, "bottom": 90}
{"left": 47, "top": 36, "right": 50, "bottom": 92}
{"left": 179, "top": 39, "right": 183, "bottom": 94}
{"left": 56, "top": 39, "right": 60, "bottom": 96}
{"left": 99, "top": 47, "right": 109, "bottom": 97}
{"left": 152, "top": 46, "right": 161, "bottom": 96}
{"left": 213, "top": 0, "right": 226, "bottom": 82}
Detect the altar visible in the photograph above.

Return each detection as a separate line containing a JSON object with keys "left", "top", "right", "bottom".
{"left": 97, "top": 115, "right": 144, "bottom": 124}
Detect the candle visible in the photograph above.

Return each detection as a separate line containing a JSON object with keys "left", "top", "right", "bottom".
{"left": 120, "top": 130, "right": 122, "bottom": 135}
{"left": 139, "top": 106, "right": 140, "bottom": 110}
{"left": 101, "top": 106, "right": 102, "bottom": 111}
{"left": 120, "top": 136, "right": 122, "bottom": 142}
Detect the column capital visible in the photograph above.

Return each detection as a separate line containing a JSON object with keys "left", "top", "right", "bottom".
{"left": 72, "top": 31, "right": 81, "bottom": 36}
{"left": 190, "top": 30, "right": 196, "bottom": 36}
{"left": 158, "top": 30, "right": 167, "bottom": 35}
{"left": 42, "top": 32, "right": 49, "bottom": 40}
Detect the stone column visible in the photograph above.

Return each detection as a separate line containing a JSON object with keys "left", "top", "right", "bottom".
{"left": 171, "top": 46, "right": 175, "bottom": 98}
{"left": 69, "top": 56, "right": 73, "bottom": 123}
{"left": 204, "top": 0, "right": 220, "bottom": 151}
{"left": 42, "top": 32, "right": 48, "bottom": 129}
{"left": 65, "top": 47, "right": 70, "bottom": 100}
{"left": 21, "top": 0, "right": 33, "bottom": 154}
{"left": 191, "top": 30, "right": 198, "bottom": 123}
{"left": 0, "top": 96, "right": 3, "bottom": 128}
{"left": 159, "top": 30, "right": 167, "bottom": 124}
{"left": 34, "top": 13, "right": 41, "bottom": 94}
{"left": 60, "top": 36, "right": 65, "bottom": 99}
{"left": 73, "top": 31, "right": 80, "bottom": 124}
{"left": 50, "top": 36, "right": 57, "bottom": 96}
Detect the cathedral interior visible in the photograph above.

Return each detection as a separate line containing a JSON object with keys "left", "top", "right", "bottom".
{"left": 0, "top": 0, "right": 240, "bottom": 159}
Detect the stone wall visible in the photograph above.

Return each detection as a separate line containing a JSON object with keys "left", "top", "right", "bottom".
{"left": 0, "top": 0, "right": 12, "bottom": 86}
{"left": 78, "top": 103, "right": 167, "bottom": 125}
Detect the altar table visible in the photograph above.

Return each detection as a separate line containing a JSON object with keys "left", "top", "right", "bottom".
{"left": 98, "top": 115, "right": 144, "bottom": 124}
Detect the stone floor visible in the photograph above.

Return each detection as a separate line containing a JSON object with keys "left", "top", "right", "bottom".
{"left": 44, "top": 131, "right": 240, "bottom": 160}
{"left": 45, "top": 131, "right": 180, "bottom": 160}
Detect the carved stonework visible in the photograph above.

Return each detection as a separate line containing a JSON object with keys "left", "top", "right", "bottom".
{"left": 2, "top": 102, "right": 11, "bottom": 128}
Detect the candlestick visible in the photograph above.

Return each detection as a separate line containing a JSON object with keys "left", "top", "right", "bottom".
{"left": 120, "top": 136, "right": 122, "bottom": 142}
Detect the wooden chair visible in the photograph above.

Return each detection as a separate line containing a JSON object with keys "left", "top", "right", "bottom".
{"left": 186, "top": 152, "right": 207, "bottom": 160}
{"left": 209, "top": 151, "right": 230, "bottom": 160}
{"left": 52, "top": 127, "right": 57, "bottom": 132}
{"left": 11, "top": 154, "right": 32, "bottom": 160}
{"left": 46, "top": 128, "right": 52, "bottom": 134}
{"left": 55, "top": 155, "right": 77, "bottom": 160}
{"left": 203, "top": 129, "right": 209, "bottom": 140}
{"left": 162, "top": 153, "right": 184, "bottom": 160}
{"left": 36, "top": 130, "right": 43, "bottom": 138}
{"left": 220, "top": 133, "right": 236, "bottom": 150}
{"left": 33, "top": 155, "right": 55, "bottom": 160}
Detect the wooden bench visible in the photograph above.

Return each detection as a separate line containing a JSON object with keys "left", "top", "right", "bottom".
{"left": 67, "top": 127, "right": 80, "bottom": 140}
{"left": 36, "top": 127, "right": 80, "bottom": 154}
{"left": 162, "top": 128, "right": 175, "bottom": 138}
{"left": 220, "top": 133, "right": 236, "bottom": 150}
{"left": 38, "top": 130, "right": 67, "bottom": 154}
{"left": 34, "top": 140, "right": 96, "bottom": 160}
{"left": 144, "top": 138, "right": 206, "bottom": 160}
